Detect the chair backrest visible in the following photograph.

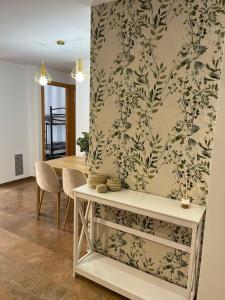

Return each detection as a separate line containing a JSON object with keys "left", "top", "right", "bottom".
{"left": 62, "top": 168, "right": 87, "bottom": 199}
{"left": 35, "top": 161, "right": 60, "bottom": 193}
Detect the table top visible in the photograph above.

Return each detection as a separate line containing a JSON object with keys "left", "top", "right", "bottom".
{"left": 46, "top": 156, "right": 89, "bottom": 175}
{"left": 74, "top": 185, "right": 206, "bottom": 225}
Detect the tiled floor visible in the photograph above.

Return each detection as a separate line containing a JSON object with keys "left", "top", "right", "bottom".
{"left": 0, "top": 179, "right": 125, "bottom": 300}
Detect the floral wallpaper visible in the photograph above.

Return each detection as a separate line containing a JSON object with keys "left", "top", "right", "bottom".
{"left": 90, "top": 0, "right": 225, "bottom": 287}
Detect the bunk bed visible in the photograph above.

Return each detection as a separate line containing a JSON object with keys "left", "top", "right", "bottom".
{"left": 45, "top": 106, "right": 66, "bottom": 160}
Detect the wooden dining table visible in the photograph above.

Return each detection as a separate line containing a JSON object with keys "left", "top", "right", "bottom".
{"left": 45, "top": 155, "right": 89, "bottom": 176}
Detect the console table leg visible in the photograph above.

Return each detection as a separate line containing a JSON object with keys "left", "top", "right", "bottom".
{"left": 186, "top": 225, "right": 197, "bottom": 299}
{"left": 73, "top": 195, "right": 79, "bottom": 277}
{"left": 191, "top": 217, "right": 204, "bottom": 299}
{"left": 90, "top": 202, "right": 95, "bottom": 251}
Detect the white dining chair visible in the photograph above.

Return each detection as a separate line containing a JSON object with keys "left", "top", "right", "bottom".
{"left": 62, "top": 168, "right": 87, "bottom": 230}
{"left": 35, "top": 161, "right": 62, "bottom": 228}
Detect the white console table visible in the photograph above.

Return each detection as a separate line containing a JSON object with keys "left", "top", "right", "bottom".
{"left": 73, "top": 185, "right": 205, "bottom": 300}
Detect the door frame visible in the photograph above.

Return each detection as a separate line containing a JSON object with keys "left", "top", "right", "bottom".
{"left": 41, "top": 81, "right": 76, "bottom": 160}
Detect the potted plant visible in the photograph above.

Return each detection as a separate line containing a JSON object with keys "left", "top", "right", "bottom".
{"left": 77, "top": 132, "right": 89, "bottom": 163}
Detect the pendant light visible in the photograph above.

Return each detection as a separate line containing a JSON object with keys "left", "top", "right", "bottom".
{"left": 71, "top": 58, "right": 85, "bottom": 82}
{"left": 71, "top": 39, "right": 85, "bottom": 82}
{"left": 35, "top": 59, "right": 52, "bottom": 86}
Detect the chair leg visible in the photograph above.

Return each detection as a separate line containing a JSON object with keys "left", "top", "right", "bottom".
{"left": 36, "top": 185, "right": 40, "bottom": 213}
{"left": 63, "top": 196, "right": 71, "bottom": 231}
{"left": 37, "top": 190, "right": 45, "bottom": 219}
{"left": 57, "top": 192, "right": 60, "bottom": 229}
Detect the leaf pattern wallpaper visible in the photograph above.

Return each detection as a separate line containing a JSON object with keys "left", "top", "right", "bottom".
{"left": 90, "top": 0, "right": 225, "bottom": 287}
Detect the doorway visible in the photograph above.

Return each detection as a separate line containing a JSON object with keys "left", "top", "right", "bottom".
{"left": 41, "top": 81, "right": 75, "bottom": 160}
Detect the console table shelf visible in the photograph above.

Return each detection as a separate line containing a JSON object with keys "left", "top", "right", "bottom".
{"left": 76, "top": 252, "right": 186, "bottom": 300}
{"left": 73, "top": 185, "right": 205, "bottom": 300}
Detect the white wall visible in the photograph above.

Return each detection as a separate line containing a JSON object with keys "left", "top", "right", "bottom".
{"left": 0, "top": 61, "right": 83, "bottom": 183}
{"left": 197, "top": 54, "right": 225, "bottom": 299}
{"left": 76, "top": 59, "right": 90, "bottom": 155}
{"left": 0, "top": 61, "right": 31, "bottom": 183}
{"left": 27, "top": 65, "right": 42, "bottom": 177}
{"left": 47, "top": 68, "right": 74, "bottom": 85}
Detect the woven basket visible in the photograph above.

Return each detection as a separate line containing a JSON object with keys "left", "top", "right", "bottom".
{"left": 87, "top": 173, "right": 108, "bottom": 189}
{"left": 106, "top": 177, "right": 122, "bottom": 191}
{"left": 96, "top": 184, "right": 108, "bottom": 193}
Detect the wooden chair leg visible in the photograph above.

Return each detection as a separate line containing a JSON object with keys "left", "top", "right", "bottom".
{"left": 37, "top": 190, "right": 45, "bottom": 219}
{"left": 63, "top": 196, "right": 71, "bottom": 231}
{"left": 36, "top": 185, "right": 40, "bottom": 213}
{"left": 57, "top": 192, "right": 60, "bottom": 229}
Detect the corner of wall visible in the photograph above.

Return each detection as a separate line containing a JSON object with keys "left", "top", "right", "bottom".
{"left": 197, "top": 43, "right": 225, "bottom": 300}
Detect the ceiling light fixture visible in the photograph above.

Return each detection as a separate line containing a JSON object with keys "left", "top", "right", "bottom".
{"left": 56, "top": 40, "right": 65, "bottom": 46}
{"left": 35, "top": 60, "right": 52, "bottom": 86}
{"left": 71, "top": 58, "right": 85, "bottom": 82}
{"left": 71, "top": 39, "right": 86, "bottom": 82}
